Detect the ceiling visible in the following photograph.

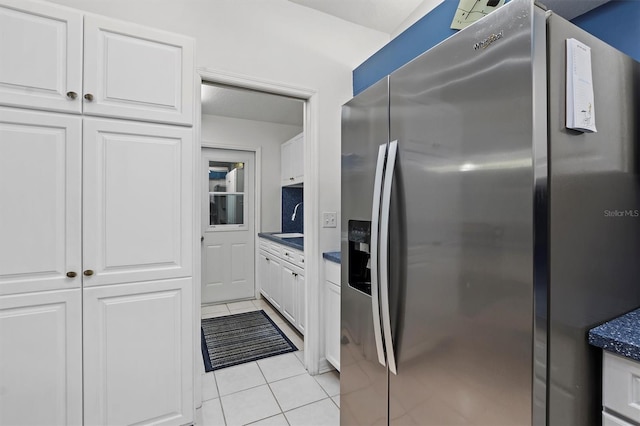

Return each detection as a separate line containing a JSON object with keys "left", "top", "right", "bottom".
{"left": 201, "top": 84, "right": 304, "bottom": 127}
{"left": 202, "top": 0, "right": 612, "bottom": 124}
{"left": 288, "top": 0, "right": 612, "bottom": 34}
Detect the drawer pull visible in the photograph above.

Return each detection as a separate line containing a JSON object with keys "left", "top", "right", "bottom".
{"left": 66, "top": 271, "right": 77, "bottom": 278}
{"left": 83, "top": 269, "right": 94, "bottom": 276}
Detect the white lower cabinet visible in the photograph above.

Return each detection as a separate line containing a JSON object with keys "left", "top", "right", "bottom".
{"left": 258, "top": 238, "right": 305, "bottom": 334}
{"left": 0, "top": 289, "right": 83, "bottom": 426}
{"left": 83, "top": 278, "right": 193, "bottom": 426}
{"left": 324, "top": 260, "right": 341, "bottom": 371}
{"left": 603, "top": 351, "right": 640, "bottom": 425}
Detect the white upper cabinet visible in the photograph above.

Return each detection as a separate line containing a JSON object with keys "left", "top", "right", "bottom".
{"left": 281, "top": 133, "right": 304, "bottom": 186}
{"left": 0, "top": 1, "right": 83, "bottom": 114}
{"left": 82, "top": 118, "right": 193, "bottom": 287}
{"left": 83, "top": 15, "right": 194, "bottom": 125}
{"left": 0, "top": 2, "right": 194, "bottom": 125}
{"left": 0, "top": 107, "right": 82, "bottom": 296}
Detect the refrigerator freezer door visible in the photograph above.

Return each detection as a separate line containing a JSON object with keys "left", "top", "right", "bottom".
{"left": 547, "top": 13, "right": 640, "bottom": 426}
{"left": 341, "top": 77, "right": 389, "bottom": 425}
{"left": 388, "top": 0, "right": 535, "bottom": 424}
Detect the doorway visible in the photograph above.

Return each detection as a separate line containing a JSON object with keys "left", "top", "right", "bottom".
{"left": 201, "top": 148, "right": 255, "bottom": 304}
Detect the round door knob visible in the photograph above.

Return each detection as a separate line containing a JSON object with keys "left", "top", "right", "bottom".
{"left": 66, "top": 91, "right": 78, "bottom": 100}
{"left": 66, "top": 271, "right": 77, "bottom": 278}
{"left": 84, "top": 93, "right": 94, "bottom": 102}
{"left": 83, "top": 269, "right": 94, "bottom": 276}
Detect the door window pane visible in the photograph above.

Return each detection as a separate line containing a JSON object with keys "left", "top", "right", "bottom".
{"left": 208, "top": 161, "right": 245, "bottom": 227}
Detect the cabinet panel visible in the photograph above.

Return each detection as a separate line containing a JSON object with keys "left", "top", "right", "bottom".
{"left": 0, "top": 289, "right": 82, "bottom": 426}
{"left": 281, "top": 264, "right": 296, "bottom": 325}
{"left": 258, "top": 251, "right": 270, "bottom": 300}
{"left": 325, "top": 280, "right": 340, "bottom": 371}
{"left": 0, "top": 1, "right": 82, "bottom": 113}
{"left": 297, "top": 272, "right": 306, "bottom": 334}
{"left": 83, "top": 119, "right": 192, "bottom": 286}
{"left": 268, "top": 256, "right": 282, "bottom": 310}
{"left": 0, "top": 108, "right": 81, "bottom": 296}
{"left": 83, "top": 278, "right": 193, "bottom": 426}
{"left": 604, "top": 352, "right": 640, "bottom": 423}
{"left": 83, "top": 15, "right": 194, "bottom": 125}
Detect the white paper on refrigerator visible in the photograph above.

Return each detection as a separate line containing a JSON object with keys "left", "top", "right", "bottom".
{"left": 566, "top": 38, "right": 597, "bottom": 132}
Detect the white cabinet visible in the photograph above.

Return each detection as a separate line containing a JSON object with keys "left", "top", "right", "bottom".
{"left": 0, "top": 1, "right": 194, "bottom": 125}
{"left": 83, "top": 15, "right": 194, "bottom": 125}
{"left": 83, "top": 278, "right": 193, "bottom": 426}
{"left": 0, "top": 1, "right": 195, "bottom": 424}
{"left": 0, "top": 108, "right": 81, "bottom": 296}
{"left": 82, "top": 118, "right": 192, "bottom": 287}
{"left": 603, "top": 352, "right": 640, "bottom": 424}
{"left": 0, "top": 289, "right": 82, "bottom": 426}
{"left": 281, "top": 133, "right": 304, "bottom": 186}
{"left": 257, "top": 237, "right": 305, "bottom": 334}
{"left": 0, "top": 0, "right": 83, "bottom": 114}
{"left": 324, "top": 260, "right": 341, "bottom": 371}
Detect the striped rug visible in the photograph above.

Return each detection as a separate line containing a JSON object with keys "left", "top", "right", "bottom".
{"left": 201, "top": 310, "right": 298, "bottom": 372}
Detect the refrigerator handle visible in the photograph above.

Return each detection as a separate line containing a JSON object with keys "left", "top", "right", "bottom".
{"left": 370, "top": 143, "right": 388, "bottom": 367}
{"left": 380, "top": 140, "right": 398, "bottom": 375}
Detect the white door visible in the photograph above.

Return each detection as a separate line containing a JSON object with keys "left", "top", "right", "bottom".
{"left": 83, "top": 118, "right": 192, "bottom": 287}
{"left": 0, "top": 107, "right": 82, "bottom": 296}
{"left": 0, "top": 0, "right": 83, "bottom": 114}
{"left": 201, "top": 148, "right": 255, "bottom": 304}
{"left": 0, "top": 289, "right": 83, "bottom": 426}
{"left": 83, "top": 14, "right": 194, "bottom": 125}
{"left": 83, "top": 278, "right": 193, "bottom": 426}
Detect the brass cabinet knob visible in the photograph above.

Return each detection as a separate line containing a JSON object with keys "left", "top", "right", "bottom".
{"left": 84, "top": 93, "right": 94, "bottom": 101}
{"left": 83, "top": 269, "right": 94, "bottom": 276}
{"left": 66, "top": 91, "right": 78, "bottom": 100}
{"left": 66, "top": 271, "right": 77, "bottom": 278}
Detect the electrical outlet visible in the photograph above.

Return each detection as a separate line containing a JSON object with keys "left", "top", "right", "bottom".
{"left": 323, "top": 212, "right": 337, "bottom": 228}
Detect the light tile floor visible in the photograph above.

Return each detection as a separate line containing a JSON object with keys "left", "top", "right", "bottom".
{"left": 198, "top": 299, "right": 340, "bottom": 426}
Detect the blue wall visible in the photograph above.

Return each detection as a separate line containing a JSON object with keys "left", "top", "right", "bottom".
{"left": 571, "top": 1, "right": 640, "bottom": 63}
{"left": 353, "top": 0, "right": 640, "bottom": 95}
{"left": 282, "top": 187, "right": 303, "bottom": 233}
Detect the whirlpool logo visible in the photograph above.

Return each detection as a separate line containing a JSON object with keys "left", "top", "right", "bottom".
{"left": 604, "top": 209, "right": 640, "bottom": 217}
{"left": 473, "top": 31, "right": 504, "bottom": 50}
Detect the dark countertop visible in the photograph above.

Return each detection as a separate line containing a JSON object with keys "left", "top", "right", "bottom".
{"left": 589, "top": 307, "right": 640, "bottom": 362}
{"left": 323, "top": 251, "right": 341, "bottom": 264}
{"left": 258, "top": 232, "right": 303, "bottom": 251}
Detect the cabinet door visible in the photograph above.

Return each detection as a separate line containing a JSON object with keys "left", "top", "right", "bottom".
{"left": 0, "top": 0, "right": 83, "bottom": 114}
{"left": 0, "top": 108, "right": 81, "bottom": 296}
{"left": 297, "top": 272, "right": 306, "bottom": 334}
{"left": 281, "top": 264, "right": 297, "bottom": 325}
{"left": 268, "top": 256, "right": 282, "bottom": 310}
{"left": 325, "top": 281, "right": 340, "bottom": 371}
{"left": 0, "top": 289, "right": 82, "bottom": 426}
{"left": 292, "top": 135, "right": 304, "bottom": 182}
{"left": 281, "top": 139, "right": 294, "bottom": 185}
{"left": 258, "top": 251, "right": 270, "bottom": 300}
{"left": 83, "top": 278, "right": 193, "bottom": 426}
{"left": 83, "top": 118, "right": 192, "bottom": 287}
{"left": 83, "top": 15, "right": 194, "bottom": 125}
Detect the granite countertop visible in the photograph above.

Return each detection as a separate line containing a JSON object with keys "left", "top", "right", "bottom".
{"left": 589, "top": 307, "right": 640, "bottom": 362}
{"left": 323, "top": 251, "right": 341, "bottom": 264}
{"left": 258, "top": 232, "right": 303, "bottom": 251}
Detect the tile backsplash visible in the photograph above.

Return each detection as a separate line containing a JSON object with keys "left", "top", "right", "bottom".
{"left": 282, "top": 187, "right": 303, "bottom": 233}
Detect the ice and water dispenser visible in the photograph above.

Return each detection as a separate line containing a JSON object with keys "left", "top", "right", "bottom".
{"left": 348, "top": 220, "right": 372, "bottom": 295}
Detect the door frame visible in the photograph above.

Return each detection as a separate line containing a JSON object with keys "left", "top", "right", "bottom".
{"left": 200, "top": 144, "right": 261, "bottom": 301}
{"left": 193, "top": 68, "right": 321, "bottom": 408}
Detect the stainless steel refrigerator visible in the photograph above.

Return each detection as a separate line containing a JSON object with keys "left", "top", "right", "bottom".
{"left": 340, "top": 0, "right": 640, "bottom": 424}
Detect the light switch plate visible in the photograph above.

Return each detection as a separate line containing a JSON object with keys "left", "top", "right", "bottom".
{"left": 323, "top": 212, "right": 337, "bottom": 228}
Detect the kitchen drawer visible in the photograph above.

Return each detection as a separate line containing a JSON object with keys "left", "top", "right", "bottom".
{"left": 269, "top": 242, "right": 282, "bottom": 256}
{"left": 259, "top": 238, "right": 269, "bottom": 252}
{"left": 604, "top": 352, "right": 640, "bottom": 423}
{"left": 325, "top": 260, "right": 340, "bottom": 285}
{"left": 282, "top": 247, "right": 303, "bottom": 268}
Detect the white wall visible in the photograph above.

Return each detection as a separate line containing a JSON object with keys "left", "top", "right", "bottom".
{"left": 201, "top": 114, "right": 302, "bottom": 233}
{"left": 45, "top": 0, "right": 389, "bottom": 257}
